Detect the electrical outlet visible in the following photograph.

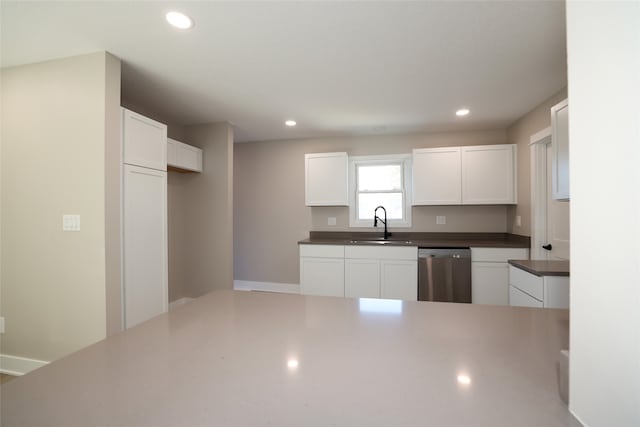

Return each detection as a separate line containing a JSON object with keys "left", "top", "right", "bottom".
{"left": 515, "top": 215, "right": 522, "bottom": 227}
{"left": 62, "top": 214, "right": 81, "bottom": 231}
{"left": 328, "top": 217, "right": 337, "bottom": 226}
{"left": 436, "top": 216, "right": 446, "bottom": 225}
{"left": 0, "top": 317, "right": 5, "bottom": 334}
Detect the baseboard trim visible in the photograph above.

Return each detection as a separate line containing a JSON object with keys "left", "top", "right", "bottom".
{"left": 234, "top": 280, "right": 300, "bottom": 294}
{"left": 0, "top": 354, "right": 49, "bottom": 376}
{"left": 168, "top": 297, "right": 195, "bottom": 311}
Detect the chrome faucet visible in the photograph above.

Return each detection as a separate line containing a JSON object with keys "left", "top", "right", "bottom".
{"left": 374, "top": 206, "right": 391, "bottom": 240}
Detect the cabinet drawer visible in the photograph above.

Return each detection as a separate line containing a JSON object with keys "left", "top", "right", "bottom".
{"left": 299, "top": 244, "right": 344, "bottom": 258}
{"left": 345, "top": 245, "right": 417, "bottom": 260}
{"left": 509, "top": 285, "right": 543, "bottom": 308}
{"left": 509, "top": 266, "right": 543, "bottom": 300}
{"left": 471, "top": 247, "right": 529, "bottom": 263}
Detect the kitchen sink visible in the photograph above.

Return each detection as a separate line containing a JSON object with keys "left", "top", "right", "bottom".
{"left": 348, "top": 239, "right": 414, "bottom": 245}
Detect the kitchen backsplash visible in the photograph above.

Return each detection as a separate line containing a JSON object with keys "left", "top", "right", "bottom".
{"left": 311, "top": 205, "right": 509, "bottom": 233}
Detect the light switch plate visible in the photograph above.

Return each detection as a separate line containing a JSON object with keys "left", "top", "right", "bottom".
{"left": 436, "top": 216, "right": 446, "bottom": 225}
{"left": 515, "top": 215, "right": 522, "bottom": 227}
{"left": 328, "top": 217, "right": 337, "bottom": 226}
{"left": 62, "top": 214, "right": 81, "bottom": 231}
{"left": 0, "top": 317, "right": 4, "bottom": 334}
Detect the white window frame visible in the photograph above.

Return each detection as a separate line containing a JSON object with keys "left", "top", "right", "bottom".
{"left": 349, "top": 154, "right": 412, "bottom": 228}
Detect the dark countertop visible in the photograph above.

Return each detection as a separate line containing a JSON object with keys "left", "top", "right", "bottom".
{"left": 299, "top": 231, "right": 530, "bottom": 248}
{"left": 508, "top": 259, "right": 570, "bottom": 277}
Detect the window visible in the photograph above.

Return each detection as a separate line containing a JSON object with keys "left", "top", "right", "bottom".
{"left": 349, "top": 154, "right": 412, "bottom": 227}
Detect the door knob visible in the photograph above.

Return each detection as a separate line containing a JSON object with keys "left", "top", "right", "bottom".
{"left": 542, "top": 244, "right": 553, "bottom": 251}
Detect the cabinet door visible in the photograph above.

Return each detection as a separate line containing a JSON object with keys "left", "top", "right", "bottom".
{"left": 381, "top": 260, "right": 417, "bottom": 301}
{"left": 305, "top": 152, "right": 348, "bottom": 206}
{"left": 122, "top": 108, "right": 167, "bottom": 171}
{"left": 543, "top": 276, "right": 570, "bottom": 309}
{"left": 471, "top": 262, "right": 509, "bottom": 305}
{"left": 123, "top": 165, "right": 168, "bottom": 328}
{"left": 300, "top": 257, "right": 345, "bottom": 297}
{"left": 509, "top": 285, "right": 543, "bottom": 308}
{"left": 412, "top": 148, "right": 461, "bottom": 205}
{"left": 462, "top": 145, "right": 516, "bottom": 204}
{"left": 345, "top": 259, "right": 380, "bottom": 298}
{"left": 168, "top": 138, "right": 203, "bottom": 172}
{"left": 551, "top": 99, "right": 569, "bottom": 200}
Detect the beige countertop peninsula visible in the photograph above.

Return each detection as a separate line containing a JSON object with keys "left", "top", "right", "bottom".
{"left": 1, "top": 290, "right": 580, "bottom": 427}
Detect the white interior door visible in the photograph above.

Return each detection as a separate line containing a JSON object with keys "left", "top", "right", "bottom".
{"left": 545, "top": 144, "right": 570, "bottom": 260}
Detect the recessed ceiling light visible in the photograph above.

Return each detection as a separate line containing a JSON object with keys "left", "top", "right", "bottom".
{"left": 457, "top": 374, "right": 472, "bottom": 385}
{"left": 285, "top": 120, "right": 297, "bottom": 127}
{"left": 166, "top": 11, "right": 194, "bottom": 29}
{"left": 456, "top": 109, "right": 470, "bottom": 117}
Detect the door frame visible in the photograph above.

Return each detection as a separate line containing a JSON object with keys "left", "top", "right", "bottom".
{"left": 529, "top": 127, "right": 552, "bottom": 260}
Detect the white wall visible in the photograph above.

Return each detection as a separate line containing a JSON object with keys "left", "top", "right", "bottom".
{"left": 567, "top": 1, "right": 640, "bottom": 425}
{"left": 1, "top": 52, "right": 117, "bottom": 363}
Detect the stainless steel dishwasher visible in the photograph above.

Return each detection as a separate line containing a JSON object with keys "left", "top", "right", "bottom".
{"left": 418, "top": 248, "right": 471, "bottom": 303}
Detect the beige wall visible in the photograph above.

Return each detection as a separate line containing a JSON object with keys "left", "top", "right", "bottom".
{"left": 104, "top": 53, "right": 123, "bottom": 336}
{"left": 178, "top": 123, "right": 235, "bottom": 297}
{"left": 0, "top": 52, "right": 116, "bottom": 362}
{"left": 234, "top": 129, "right": 508, "bottom": 285}
{"left": 506, "top": 88, "right": 568, "bottom": 236}
{"left": 167, "top": 171, "right": 189, "bottom": 301}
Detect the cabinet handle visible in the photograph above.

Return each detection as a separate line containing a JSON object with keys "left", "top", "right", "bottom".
{"left": 542, "top": 244, "right": 553, "bottom": 251}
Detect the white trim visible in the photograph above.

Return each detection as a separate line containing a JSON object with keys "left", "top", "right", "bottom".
{"left": 530, "top": 129, "right": 552, "bottom": 260}
{"left": 348, "top": 154, "right": 413, "bottom": 228}
{"left": 169, "top": 297, "right": 195, "bottom": 311}
{"left": 233, "top": 280, "right": 300, "bottom": 294}
{"left": 529, "top": 126, "right": 551, "bottom": 146}
{"left": 0, "top": 354, "right": 49, "bottom": 376}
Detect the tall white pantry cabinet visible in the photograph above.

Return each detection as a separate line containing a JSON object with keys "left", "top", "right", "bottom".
{"left": 121, "top": 108, "right": 168, "bottom": 329}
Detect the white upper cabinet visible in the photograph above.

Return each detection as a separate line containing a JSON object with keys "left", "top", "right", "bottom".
{"left": 122, "top": 108, "right": 167, "bottom": 171}
{"left": 551, "top": 99, "right": 569, "bottom": 200}
{"left": 167, "top": 138, "right": 203, "bottom": 173}
{"left": 462, "top": 144, "right": 516, "bottom": 204}
{"left": 412, "top": 144, "right": 516, "bottom": 205}
{"left": 412, "top": 147, "right": 462, "bottom": 205}
{"left": 305, "top": 152, "right": 349, "bottom": 206}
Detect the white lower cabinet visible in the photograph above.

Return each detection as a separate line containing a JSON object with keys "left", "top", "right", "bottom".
{"left": 345, "top": 259, "right": 380, "bottom": 298}
{"left": 470, "top": 248, "right": 529, "bottom": 306}
{"left": 509, "top": 285, "right": 543, "bottom": 308}
{"left": 300, "top": 245, "right": 345, "bottom": 297}
{"left": 300, "top": 244, "right": 417, "bottom": 301}
{"left": 508, "top": 266, "right": 569, "bottom": 309}
{"left": 345, "top": 246, "right": 417, "bottom": 301}
{"left": 471, "top": 262, "right": 510, "bottom": 306}
{"left": 380, "top": 260, "right": 417, "bottom": 300}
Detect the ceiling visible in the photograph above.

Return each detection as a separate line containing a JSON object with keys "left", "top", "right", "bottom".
{"left": 0, "top": 1, "right": 567, "bottom": 143}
